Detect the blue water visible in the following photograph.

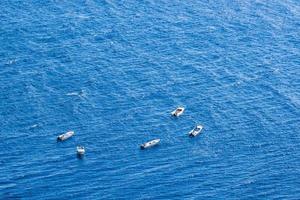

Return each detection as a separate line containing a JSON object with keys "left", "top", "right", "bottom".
{"left": 1, "top": 0, "right": 300, "bottom": 199}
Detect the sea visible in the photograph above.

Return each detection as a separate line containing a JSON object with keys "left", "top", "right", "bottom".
{"left": 0, "top": 0, "right": 300, "bottom": 199}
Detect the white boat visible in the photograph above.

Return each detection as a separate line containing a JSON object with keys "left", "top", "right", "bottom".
{"left": 171, "top": 107, "right": 185, "bottom": 117}
{"left": 57, "top": 131, "right": 74, "bottom": 141}
{"left": 77, "top": 146, "right": 85, "bottom": 155}
{"left": 189, "top": 125, "right": 203, "bottom": 137}
{"left": 140, "top": 139, "right": 160, "bottom": 149}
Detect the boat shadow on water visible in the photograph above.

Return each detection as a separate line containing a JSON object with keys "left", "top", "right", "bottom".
{"left": 77, "top": 154, "right": 84, "bottom": 159}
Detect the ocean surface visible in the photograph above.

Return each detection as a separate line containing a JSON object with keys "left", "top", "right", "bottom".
{"left": 1, "top": 0, "right": 300, "bottom": 199}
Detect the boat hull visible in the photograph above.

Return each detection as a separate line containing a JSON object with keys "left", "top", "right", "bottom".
{"left": 77, "top": 147, "right": 85, "bottom": 155}
{"left": 140, "top": 139, "right": 160, "bottom": 149}
{"left": 171, "top": 107, "right": 185, "bottom": 117}
{"left": 189, "top": 126, "right": 203, "bottom": 137}
{"left": 57, "top": 131, "right": 74, "bottom": 141}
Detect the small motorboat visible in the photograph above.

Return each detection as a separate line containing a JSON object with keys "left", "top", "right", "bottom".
{"left": 57, "top": 131, "right": 74, "bottom": 141}
{"left": 189, "top": 125, "right": 203, "bottom": 137}
{"left": 171, "top": 107, "right": 185, "bottom": 117}
{"left": 140, "top": 139, "right": 160, "bottom": 149}
{"left": 77, "top": 146, "right": 85, "bottom": 155}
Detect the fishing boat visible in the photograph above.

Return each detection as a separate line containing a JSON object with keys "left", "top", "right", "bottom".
{"left": 171, "top": 107, "right": 185, "bottom": 117}
{"left": 140, "top": 139, "right": 160, "bottom": 149}
{"left": 189, "top": 125, "right": 203, "bottom": 137}
{"left": 77, "top": 146, "right": 85, "bottom": 155}
{"left": 57, "top": 131, "right": 74, "bottom": 141}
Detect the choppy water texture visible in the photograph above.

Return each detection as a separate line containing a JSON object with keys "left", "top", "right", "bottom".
{"left": 1, "top": 0, "right": 300, "bottom": 199}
